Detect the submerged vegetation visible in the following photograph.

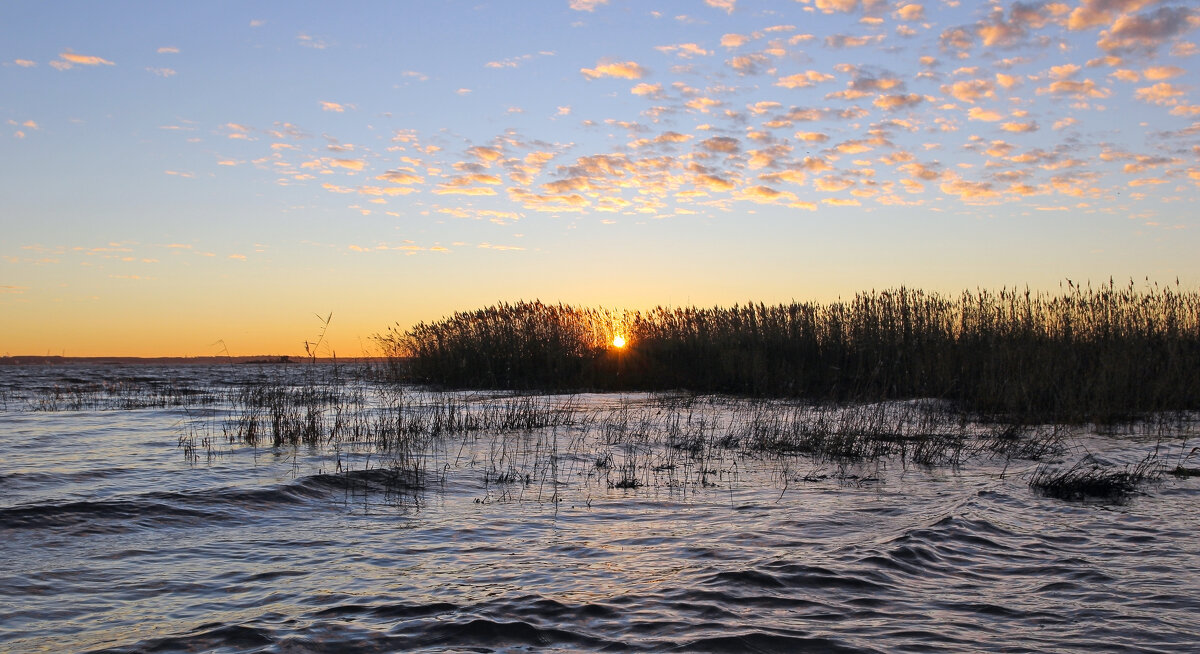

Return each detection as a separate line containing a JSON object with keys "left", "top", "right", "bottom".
{"left": 378, "top": 280, "right": 1200, "bottom": 424}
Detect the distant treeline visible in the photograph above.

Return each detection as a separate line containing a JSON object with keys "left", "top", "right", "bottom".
{"left": 375, "top": 281, "right": 1200, "bottom": 423}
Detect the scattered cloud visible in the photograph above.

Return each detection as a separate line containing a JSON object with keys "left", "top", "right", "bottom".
{"left": 569, "top": 0, "right": 608, "bottom": 11}
{"left": 50, "top": 51, "right": 114, "bottom": 70}
{"left": 705, "top": 0, "right": 736, "bottom": 14}
{"left": 581, "top": 60, "right": 647, "bottom": 79}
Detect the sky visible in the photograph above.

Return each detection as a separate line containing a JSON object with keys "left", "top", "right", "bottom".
{"left": 2, "top": 0, "right": 1198, "bottom": 357}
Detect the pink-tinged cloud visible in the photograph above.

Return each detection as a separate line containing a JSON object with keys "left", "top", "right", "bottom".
{"left": 320, "top": 101, "right": 347, "bottom": 112}
{"left": 631, "top": 82, "right": 663, "bottom": 97}
{"left": 995, "top": 73, "right": 1021, "bottom": 89}
{"left": 795, "top": 131, "right": 830, "bottom": 143}
{"left": 693, "top": 173, "right": 736, "bottom": 191}
{"left": 433, "top": 186, "right": 497, "bottom": 196}
{"left": 775, "top": 70, "right": 834, "bottom": 88}
{"left": 943, "top": 79, "right": 995, "bottom": 103}
{"left": 60, "top": 51, "right": 115, "bottom": 66}
{"left": 825, "top": 34, "right": 880, "bottom": 48}
{"left": 1001, "top": 121, "right": 1039, "bottom": 132}
{"left": 705, "top": 0, "right": 736, "bottom": 14}
{"left": 1040, "top": 79, "right": 1111, "bottom": 99}
{"left": 729, "top": 54, "right": 770, "bottom": 75}
{"left": 376, "top": 170, "right": 423, "bottom": 184}
{"left": 720, "top": 33, "right": 748, "bottom": 48}
{"left": 581, "top": 60, "right": 647, "bottom": 80}
{"left": 1098, "top": 7, "right": 1197, "bottom": 54}
{"left": 895, "top": 4, "right": 924, "bottom": 21}
{"left": 14, "top": 59, "right": 36, "bottom": 67}
{"left": 1068, "top": 0, "right": 1159, "bottom": 31}
{"left": 1134, "top": 82, "right": 1185, "bottom": 105}
{"left": 330, "top": 158, "right": 365, "bottom": 171}
{"left": 466, "top": 146, "right": 504, "bottom": 163}
{"left": 698, "top": 136, "right": 740, "bottom": 153}
{"left": 816, "top": 0, "right": 861, "bottom": 14}
{"left": 1144, "top": 65, "right": 1185, "bottom": 80}
{"left": 874, "top": 93, "right": 924, "bottom": 110}
{"left": 967, "top": 107, "right": 1005, "bottom": 121}
{"left": 569, "top": 0, "right": 608, "bottom": 11}
{"left": 157, "top": 46, "right": 180, "bottom": 54}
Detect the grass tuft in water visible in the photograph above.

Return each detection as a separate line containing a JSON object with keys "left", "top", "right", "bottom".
{"left": 1029, "top": 455, "right": 1162, "bottom": 502}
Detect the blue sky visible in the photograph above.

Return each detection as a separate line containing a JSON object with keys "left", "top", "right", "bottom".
{"left": 2, "top": 0, "right": 1198, "bottom": 355}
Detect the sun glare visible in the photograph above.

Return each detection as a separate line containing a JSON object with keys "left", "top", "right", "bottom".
{"left": 612, "top": 335, "right": 626, "bottom": 348}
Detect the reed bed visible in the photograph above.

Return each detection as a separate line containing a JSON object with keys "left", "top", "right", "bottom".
{"left": 19, "top": 379, "right": 219, "bottom": 412}
{"left": 166, "top": 365, "right": 1200, "bottom": 503}
{"left": 377, "top": 280, "right": 1200, "bottom": 424}
{"left": 1029, "top": 454, "right": 1162, "bottom": 501}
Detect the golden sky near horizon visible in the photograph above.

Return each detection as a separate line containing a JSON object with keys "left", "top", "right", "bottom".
{"left": 2, "top": 0, "right": 1199, "bottom": 356}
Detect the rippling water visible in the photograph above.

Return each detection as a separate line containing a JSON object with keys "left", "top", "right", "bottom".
{"left": 2, "top": 363, "right": 1199, "bottom": 652}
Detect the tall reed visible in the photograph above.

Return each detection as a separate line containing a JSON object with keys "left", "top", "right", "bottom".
{"left": 376, "top": 280, "right": 1200, "bottom": 423}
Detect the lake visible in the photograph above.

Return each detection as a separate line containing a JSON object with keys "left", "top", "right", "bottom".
{"left": 2, "top": 363, "right": 1199, "bottom": 652}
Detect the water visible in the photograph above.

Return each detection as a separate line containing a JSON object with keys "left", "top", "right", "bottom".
{"left": 2, "top": 363, "right": 1199, "bottom": 652}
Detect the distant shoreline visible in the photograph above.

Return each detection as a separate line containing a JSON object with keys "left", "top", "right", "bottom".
{"left": 0, "top": 355, "right": 388, "bottom": 366}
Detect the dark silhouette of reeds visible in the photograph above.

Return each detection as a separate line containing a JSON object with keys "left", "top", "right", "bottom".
{"left": 377, "top": 280, "right": 1200, "bottom": 423}
{"left": 1029, "top": 454, "right": 1162, "bottom": 501}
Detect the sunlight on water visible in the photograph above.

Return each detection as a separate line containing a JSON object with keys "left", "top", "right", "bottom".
{"left": 2, "top": 363, "right": 1199, "bottom": 652}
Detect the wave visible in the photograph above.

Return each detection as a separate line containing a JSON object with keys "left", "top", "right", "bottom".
{"left": 0, "top": 467, "right": 424, "bottom": 534}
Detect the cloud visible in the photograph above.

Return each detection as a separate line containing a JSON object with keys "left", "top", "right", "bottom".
{"left": 1143, "top": 65, "right": 1185, "bottom": 80}
{"left": 874, "top": 94, "right": 924, "bottom": 110}
{"left": 698, "top": 136, "right": 740, "bottom": 153}
{"left": 737, "top": 185, "right": 801, "bottom": 205}
{"left": 775, "top": 70, "right": 835, "bottom": 88}
{"left": 721, "top": 33, "right": 749, "bottom": 48}
{"left": 1001, "top": 121, "right": 1039, "bottom": 132}
{"left": 967, "top": 107, "right": 1005, "bottom": 121}
{"left": 943, "top": 78, "right": 995, "bottom": 103}
{"left": 1134, "top": 82, "right": 1185, "bottom": 105}
{"left": 1039, "top": 78, "right": 1111, "bottom": 99}
{"left": 815, "top": 0, "right": 861, "bottom": 13}
{"left": 467, "top": 145, "right": 504, "bottom": 163}
{"left": 795, "top": 131, "right": 830, "bottom": 143}
{"left": 329, "top": 158, "right": 366, "bottom": 171}
{"left": 1049, "top": 63, "right": 1080, "bottom": 79}
{"left": 320, "top": 101, "right": 348, "bottom": 112}
{"left": 656, "top": 43, "right": 711, "bottom": 58}
{"left": 896, "top": 4, "right": 924, "bottom": 21}
{"left": 581, "top": 60, "right": 647, "bottom": 79}
{"left": 729, "top": 54, "right": 770, "bottom": 75}
{"left": 51, "top": 51, "right": 114, "bottom": 70}
{"left": 297, "top": 33, "right": 328, "bottom": 49}
{"left": 693, "top": 173, "right": 736, "bottom": 191}
{"left": 569, "top": 0, "right": 608, "bottom": 11}
{"left": 157, "top": 46, "right": 179, "bottom": 54}
{"left": 705, "top": 0, "right": 736, "bottom": 14}
{"left": 376, "top": 170, "right": 424, "bottom": 184}
{"left": 1068, "top": 0, "right": 1159, "bottom": 31}
{"left": 631, "top": 82, "right": 664, "bottom": 97}
{"left": 13, "top": 59, "right": 36, "bottom": 67}
{"left": 825, "top": 34, "right": 881, "bottom": 48}
{"left": 1097, "top": 7, "right": 1197, "bottom": 54}
{"left": 60, "top": 51, "right": 115, "bottom": 66}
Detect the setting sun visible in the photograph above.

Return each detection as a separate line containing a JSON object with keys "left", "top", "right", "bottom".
{"left": 612, "top": 335, "right": 626, "bottom": 348}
